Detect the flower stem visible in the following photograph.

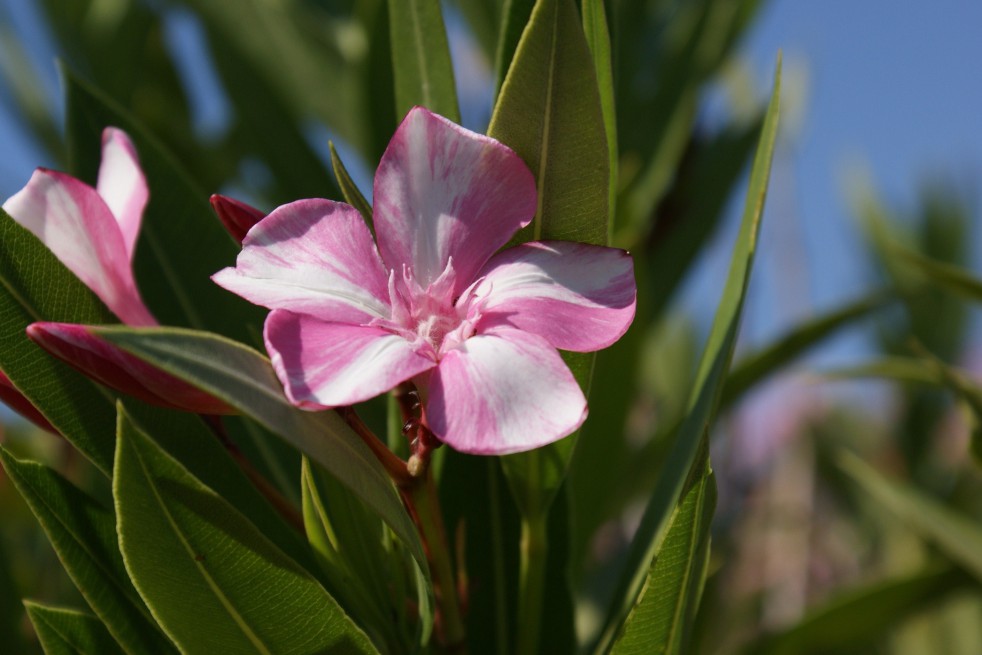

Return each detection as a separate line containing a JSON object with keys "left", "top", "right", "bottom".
{"left": 406, "top": 469, "right": 467, "bottom": 652}
{"left": 515, "top": 512, "right": 548, "bottom": 655}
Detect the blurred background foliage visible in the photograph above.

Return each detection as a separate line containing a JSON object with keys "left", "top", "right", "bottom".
{"left": 0, "top": 0, "right": 980, "bottom": 653}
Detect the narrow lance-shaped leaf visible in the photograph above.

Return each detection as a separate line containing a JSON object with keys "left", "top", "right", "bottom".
{"left": 746, "top": 564, "right": 973, "bottom": 655}
{"left": 488, "top": 0, "right": 610, "bottom": 515}
{"left": 722, "top": 291, "right": 891, "bottom": 409}
{"left": 838, "top": 451, "right": 982, "bottom": 582}
{"left": 0, "top": 448, "right": 176, "bottom": 654}
{"left": 595, "top": 56, "right": 781, "bottom": 655}
{"left": 582, "top": 0, "right": 617, "bottom": 231}
{"left": 611, "top": 466, "right": 717, "bottom": 654}
{"left": 94, "top": 325, "right": 434, "bottom": 640}
{"left": 25, "top": 602, "right": 126, "bottom": 655}
{"left": 387, "top": 0, "right": 461, "bottom": 123}
{"left": 329, "top": 142, "right": 374, "bottom": 229}
{"left": 113, "top": 405, "right": 378, "bottom": 654}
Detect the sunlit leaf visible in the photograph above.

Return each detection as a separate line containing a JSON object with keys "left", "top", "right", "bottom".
{"left": 387, "top": 0, "right": 460, "bottom": 123}
{"left": 611, "top": 465, "right": 716, "bottom": 654}
{"left": 114, "top": 406, "right": 378, "bottom": 654}
{"left": 329, "top": 142, "right": 374, "bottom": 228}
{"left": 593, "top": 56, "right": 781, "bottom": 654}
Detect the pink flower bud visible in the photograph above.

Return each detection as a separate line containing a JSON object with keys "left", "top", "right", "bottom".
{"left": 210, "top": 194, "right": 265, "bottom": 244}
{"left": 0, "top": 371, "right": 57, "bottom": 434}
{"left": 27, "top": 323, "right": 234, "bottom": 416}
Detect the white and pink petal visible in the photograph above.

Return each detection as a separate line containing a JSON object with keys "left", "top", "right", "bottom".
{"left": 472, "top": 241, "right": 636, "bottom": 352}
{"left": 3, "top": 168, "right": 155, "bottom": 327}
{"left": 426, "top": 327, "right": 587, "bottom": 455}
{"left": 264, "top": 310, "right": 436, "bottom": 408}
{"left": 213, "top": 199, "right": 391, "bottom": 324}
{"left": 373, "top": 107, "right": 536, "bottom": 293}
{"left": 96, "top": 127, "right": 148, "bottom": 261}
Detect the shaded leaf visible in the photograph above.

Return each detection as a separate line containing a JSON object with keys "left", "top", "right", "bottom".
{"left": 25, "top": 602, "right": 125, "bottom": 655}
{"left": 0, "top": 448, "right": 176, "bottom": 654}
{"left": 0, "top": 208, "right": 116, "bottom": 473}
{"left": 64, "top": 68, "right": 266, "bottom": 346}
{"left": 839, "top": 451, "right": 982, "bottom": 582}
{"left": 493, "top": 0, "right": 535, "bottom": 93}
{"left": 892, "top": 245, "right": 982, "bottom": 305}
{"left": 114, "top": 406, "right": 377, "bottom": 654}
{"left": 582, "top": 0, "right": 617, "bottom": 229}
{"left": 746, "top": 564, "right": 975, "bottom": 655}
{"left": 722, "top": 292, "right": 891, "bottom": 409}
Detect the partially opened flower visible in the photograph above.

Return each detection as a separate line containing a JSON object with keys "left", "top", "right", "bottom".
{"left": 214, "top": 107, "right": 636, "bottom": 454}
{"left": 2, "top": 128, "right": 232, "bottom": 415}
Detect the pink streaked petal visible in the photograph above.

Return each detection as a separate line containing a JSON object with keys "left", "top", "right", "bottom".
{"left": 373, "top": 107, "right": 536, "bottom": 292}
{"left": 210, "top": 194, "right": 265, "bottom": 244}
{"left": 264, "top": 311, "right": 435, "bottom": 408}
{"left": 0, "top": 370, "right": 57, "bottom": 433}
{"left": 96, "top": 128, "right": 148, "bottom": 261}
{"left": 212, "top": 199, "right": 391, "bottom": 324}
{"left": 27, "top": 323, "right": 233, "bottom": 415}
{"left": 3, "top": 169, "right": 155, "bottom": 327}
{"left": 473, "top": 241, "right": 636, "bottom": 352}
{"left": 426, "top": 327, "right": 587, "bottom": 455}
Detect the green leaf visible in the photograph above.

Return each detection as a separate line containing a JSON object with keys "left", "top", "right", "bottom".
{"left": 0, "top": 207, "right": 116, "bottom": 474}
{"left": 0, "top": 448, "right": 176, "bottom": 654}
{"left": 493, "top": 0, "right": 535, "bottom": 93}
{"left": 488, "top": 0, "right": 608, "bottom": 246}
{"left": 611, "top": 466, "right": 717, "bottom": 654}
{"left": 839, "top": 451, "right": 982, "bottom": 582}
{"left": 25, "top": 602, "right": 125, "bottom": 655}
{"left": 329, "top": 142, "right": 374, "bottom": 228}
{"left": 302, "top": 457, "right": 416, "bottom": 651}
{"left": 593, "top": 56, "right": 781, "bottom": 654}
{"left": 745, "top": 564, "right": 974, "bottom": 655}
{"left": 387, "top": 0, "right": 460, "bottom": 123}
{"left": 582, "top": 0, "right": 617, "bottom": 230}
{"left": 722, "top": 292, "right": 891, "bottom": 409}
{"left": 92, "top": 327, "right": 430, "bottom": 597}
{"left": 891, "top": 245, "right": 982, "bottom": 304}
{"left": 0, "top": 533, "right": 27, "bottom": 654}
{"left": 488, "top": 0, "right": 609, "bottom": 517}
{"left": 64, "top": 68, "right": 266, "bottom": 346}
{"left": 113, "top": 406, "right": 377, "bottom": 654}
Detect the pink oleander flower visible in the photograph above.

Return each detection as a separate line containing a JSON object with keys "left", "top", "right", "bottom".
{"left": 214, "top": 107, "right": 636, "bottom": 455}
{"left": 2, "top": 128, "right": 232, "bottom": 416}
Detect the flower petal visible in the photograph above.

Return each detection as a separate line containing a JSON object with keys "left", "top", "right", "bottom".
{"left": 265, "top": 310, "right": 436, "bottom": 408}
{"left": 473, "top": 241, "right": 636, "bottom": 351}
{"left": 373, "top": 107, "right": 536, "bottom": 292}
{"left": 27, "top": 322, "right": 233, "bottom": 415}
{"left": 96, "top": 128, "right": 148, "bottom": 261}
{"left": 0, "top": 370, "right": 57, "bottom": 433}
{"left": 426, "top": 327, "right": 587, "bottom": 455}
{"left": 3, "top": 168, "right": 155, "bottom": 326}
{"left": 213, "top": 199, "right": 391, "bottom": 324}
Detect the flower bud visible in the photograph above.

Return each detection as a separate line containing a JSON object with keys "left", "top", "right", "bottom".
{"left": 27, "top": 323, "right": 234, "bottom": 415}
{"left": 210, "top": 194, "right": 265, "bottom": 243}
{"left": 0, "top": 371, "right": 57, "bottom": 434}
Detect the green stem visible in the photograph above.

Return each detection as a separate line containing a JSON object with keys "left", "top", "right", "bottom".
{"left": 516, "top": 511, "right": 549, "bottom": 655}
{"left": 406, "top": 470, "right": 467, "bottom": 652}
